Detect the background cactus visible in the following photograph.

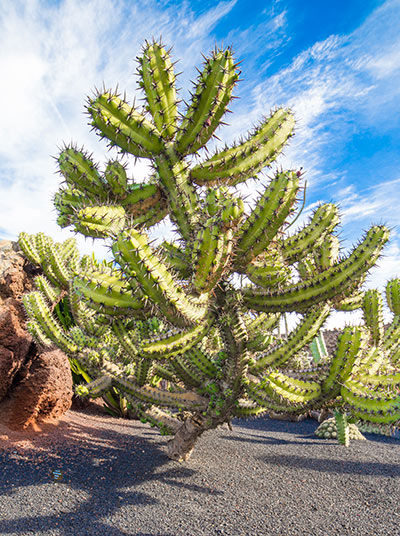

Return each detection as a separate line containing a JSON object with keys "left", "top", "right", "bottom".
{"left": 20, "top": 39, "right": 393, "bottom": 461}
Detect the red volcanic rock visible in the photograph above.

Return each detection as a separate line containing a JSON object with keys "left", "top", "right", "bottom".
{"left": 0, "top": 348, "right": 73, "bottom": 430}
{"left": 0, "top": 240, "right": 73, "bottom": 430}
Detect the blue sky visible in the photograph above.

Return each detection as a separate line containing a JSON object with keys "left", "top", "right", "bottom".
{"left": 0, "top": 0, "right": 399, "bottom": 327}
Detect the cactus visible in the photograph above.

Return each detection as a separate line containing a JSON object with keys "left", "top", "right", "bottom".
{"left": 20, "top": 39, "right": 392, "bottom": 461}
{"left": 315, "top": 416, "right": 366, "bottom": 443}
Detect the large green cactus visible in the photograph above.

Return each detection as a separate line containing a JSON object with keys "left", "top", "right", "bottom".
{"left": 20, "top": 39, "right": 391, "bottom": 461}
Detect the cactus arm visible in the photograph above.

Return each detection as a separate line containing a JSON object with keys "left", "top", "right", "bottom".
{"left": 58, "top": 146, "right": 106, "bottom": 198}
{"left": 242, "top": 226, "right": 389, "bottom": 313}
{"left": 190, "top": 109, "right": 294, "bottom": 186}
{"left": 75, "top": 375, "right": 113, "bottom": 398}
{"left": 184, "top": 347, "right": 218, "bottom": 378}
{"left": 139, "top": 316, "right": 214, "bottom": 360}
{"left": 280, "top": 204, "right": 340, "bottom": 264}
{"left": 245, "top": 374, "right": 320, "bottom": 407}
{"left": 386, "top": 278, "right": 400, "bottom": 314}
{"left": 342, "top": 379, "right": 400, "bottom": 424}
{"left": 245, "top": 252, "right": 291, "bottom": 289}
{"left": 170, "top": 355, "right": 203, "bottom": 388}
{"left": 321, "top": 327, "right": 369, "bottom": 395}
{"left": 72, "top": 269, "right": 145, "bottom": 315}
{"left": 18, "top": 232, "right": 43, "bottom": 264}
{"left": 87, "top": 92, "right": 164, "bottom": 157}
{"left": 191, "top": 217, "right": 234, "bottom": 293}
{"left": 313, "top": 235, "right": 340, "bottom": 271}
{"left": 154, "top": 153, "right": 199, "bottom": 241}
{"left": 34, "top": 275, "right": 62, "bottom": 303}
{"left": 383, "top": 315, "right": 400, "bottom": 354}
{"left": 234, "top": 171, "right": 300, "bottom": 268}
{"left": 231, "top": 401, "right": 268, "bottom": 418}
{"left": 103, "top": 160, "right": 128, "bottom": 195}
{"left": 333, "top": 292, "right": 365, "bottom": 311}
{"left": 250, "top": 304, "right": 330, "bottom": 372}
{"left": 138, "top": 41, "right": 178, "bottom": 139}
{"left": 72, "top": 205, "right": 126, "bottom": 239}
{"left": 245, "top": 312, "right": 281, "bottom": 336}
{"left": 157, "top": 242, "right": 191, "bottom": 278}
{"left": 112, "top": 229, "right": 209, "bottom": 326}
{"left": 174, "top": 48, "right": 239, "bottom": 155}
{"left": 362, "top": 289, "right": 384, "bottom": 345}
{"left": 334, "top": 411, "right": 350, "bottom": 446}
{"left": 23, "top": 292, "right": 78, "bottom": 354}
{"left": 121, "top": 183, "right": 167, "bottom": 221}
{"left": 138, "top": 406, "right": 181, "bottom": 435}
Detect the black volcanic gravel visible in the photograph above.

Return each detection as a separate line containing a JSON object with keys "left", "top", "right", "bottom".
{"left": 0, "top": 413, "right": 399, "bottom": 536}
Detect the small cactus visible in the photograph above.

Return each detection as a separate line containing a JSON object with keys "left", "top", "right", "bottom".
{"left": 315, "top": 416, "right": 366, "bottom": 444}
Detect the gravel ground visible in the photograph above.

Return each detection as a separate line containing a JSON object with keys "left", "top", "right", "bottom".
{"left": 0, "top": 407, "right": 399, "bottom": 536}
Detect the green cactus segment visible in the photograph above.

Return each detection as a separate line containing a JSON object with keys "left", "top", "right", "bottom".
{"left": 73, "top": 205, "right": 126, "bottom": 238}
{"left": 232, "top": 401, "right": 267, "bottom": 418}
{"left": 245, "top": 252, "right": 291, "bottom": 289}
{"left": 87, "top": 92, "right": 164, "bottom": 157}
{"left": 26, "top": 319, "right": 53, "bottom": 347}
{"left": 334, "top": 411, "right": 350, "bottom": 446}
{"left": 175, "top": 48, "right": 239, "bottom": 155}
{"left": 23, "top": 292, "right": 78, "bottom": 354}
{"left": 321, "top": 327, "right": 368, "bottom": 395}
{"left": 158, "top": 242, "right": 191, "bottom": 278}
{"left": 243, "top": 226, "right": 389, "bottom": 313}
{"left": 170, "top": 355, "right": 203, "bottom": 388}
{"left": 54, "top": 187, "right": 84, "bottom": 227}
{"left": 121, "top": 181, "right": 168, "bottom": 228}
{"left": 235, "top": 171, "right": 299, "bottom": 268}
{"left": 314, "top": 235, "right": 340, "bottom": 271}
{"left": 135, "top": 359, "right": 153, "bottom": 386}
{"left": 138, "top": 406, "right": 181, "bottom": 435}
{"left": 58, "top": 146, "right": 106, "bottom": 197}
{"left": 41, "top": 242, "right": 74, "bottom": 288}
{"left": 103, "top": 160, "right": 128, "bottom": 195}
{"left": 383, "top": 316, "right": 400, "bottom": 354}
{"left": 138, "top": 41, "right": 178, "bottom": 139}
{"left": 140, "top": 316, "right": 214, "bottom": 359}
{"left": 156, "top": 155, "right": 200, "bottom": 241}
{"left": 192, "top": 216, "right": 234, "bottom": 293}
{"left": 334, "top": 292, "right": 365, "bottom": 311}
{"left": 245, "top": 312, "right": 281, "bottom": 337}
{"left": 246, "top": 371, "right": 320, "bottom": 405}
{"left": 342, "top": 380, "right": 400, "bottom": 423}
{"left": 386, "top": 278, "right": 400, "bottom": 314}
{"left": 112, "top": 229, "right": 208, "bottom": 326}
{"left": 362, "top": 289, "right": 384, "bottom": 345}
{"left": 356, "top": 371, "right": 400, "bottom": 386}
{"left": 68, "top": 288, "right": 109, "bottom": 336}
{"left": 72, "top": 269, "right": 144, "bottom": 315}
{"left": 75, "top": 375, "right": 113, "bottom": 398}
{"left": 250, "top": 304, "right": 330, "bottom": 371}
{"left": 111, "top": 372, "right": 208, "bottom": 410}
{"left": 281, "top": 204, "right": 340, "bottom": 264}
{"left": 111, "top": 320, "right": 139, "bottom": 358}
{"left": 190, "top": 109, "right": 294, "bottom": 186}
{"left": 18, "top": 232, "right": 42, "bottom": 265}
{"left": 185, "top": 347, "right": 218, "bottom": 378}
{"left": 34, "top": 275, "right": 61, "bottom": 303}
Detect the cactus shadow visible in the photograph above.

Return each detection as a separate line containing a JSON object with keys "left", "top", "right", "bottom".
{"left": 0, "top": 404, "right": 211, "bottom": 536}
{"left": 257, "top": 452, "right": 400, "bottom": 477}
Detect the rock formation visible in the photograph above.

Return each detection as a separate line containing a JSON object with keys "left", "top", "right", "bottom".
{"left": 0, "top": 240, "right": 73, "bottom": 430}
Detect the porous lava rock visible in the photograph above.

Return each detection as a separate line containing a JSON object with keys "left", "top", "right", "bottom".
{"left": 0, "top": 240, "right": 73, "bottom": 429}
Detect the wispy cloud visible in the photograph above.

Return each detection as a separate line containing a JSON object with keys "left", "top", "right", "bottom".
{"left": 0, "top": 0, "right": 399, "bottom": 329}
